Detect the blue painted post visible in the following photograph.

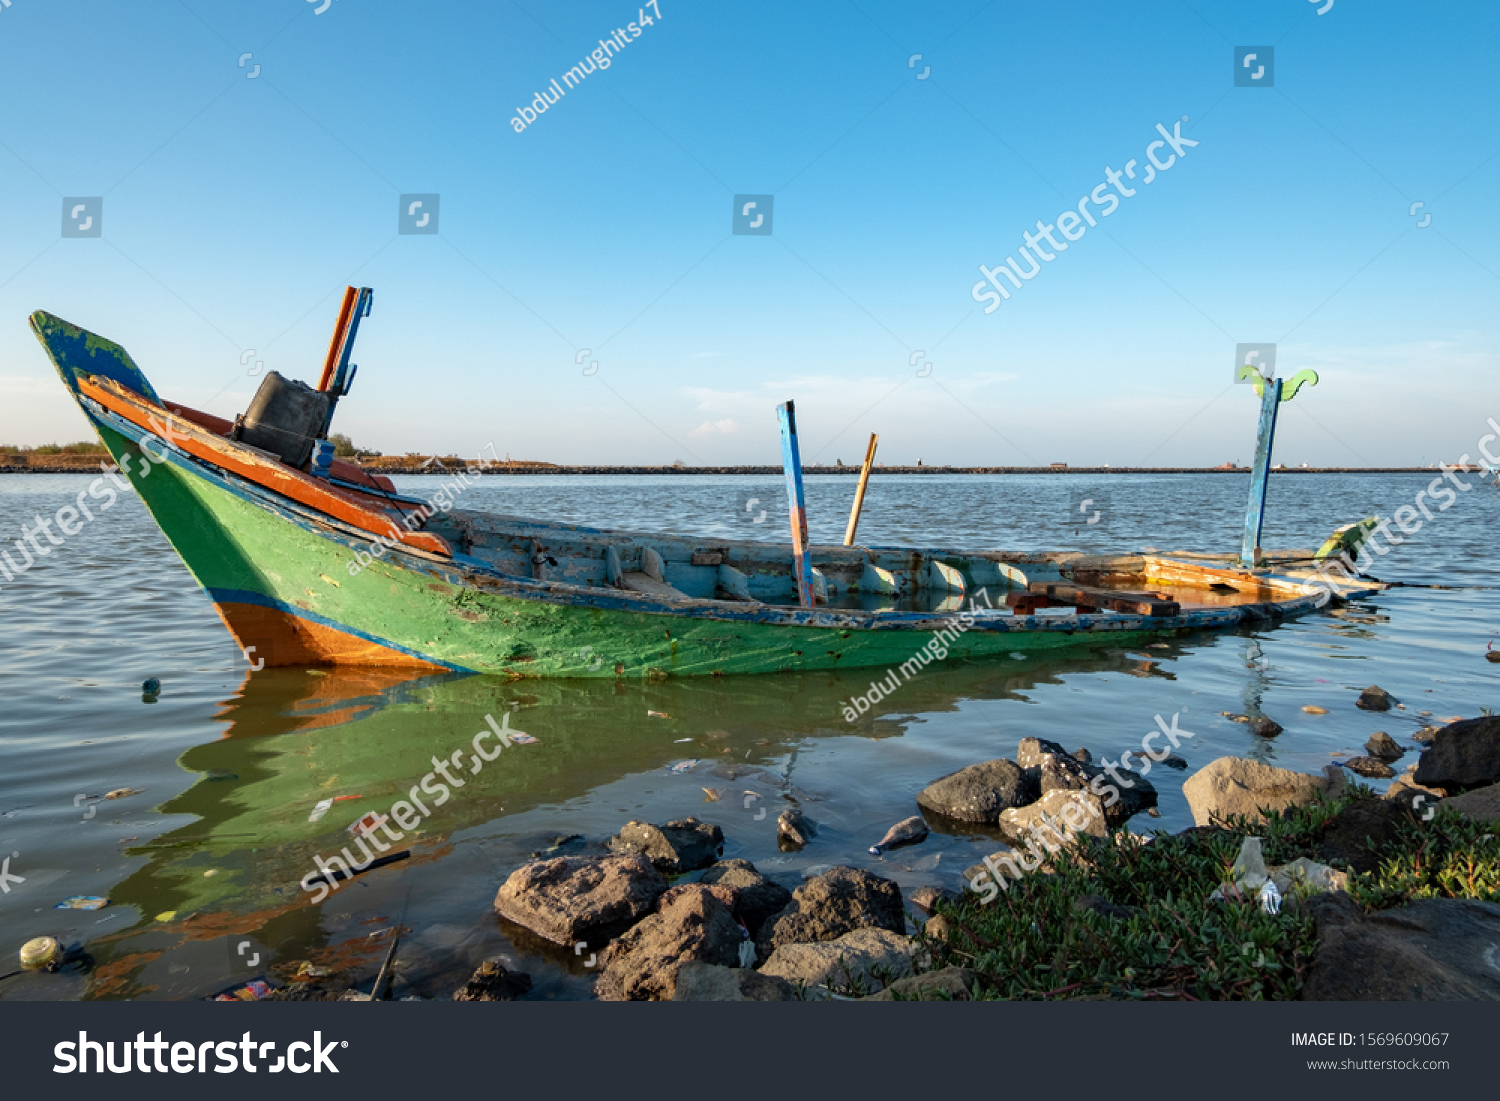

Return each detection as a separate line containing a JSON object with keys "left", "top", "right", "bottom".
{"left": 1241, "top": 376, "right": 1284, "bottom": 567}
{"left": 776, "top": 401, "right": 816, "bottom": 607}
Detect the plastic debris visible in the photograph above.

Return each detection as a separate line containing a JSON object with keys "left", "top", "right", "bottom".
{"left": 141, "top": 677, "right": 161, "bottom": 696}
{"left": 54, "top": 896, "right": 108, "bottom": 911}
{"left": 103, "top": 788, "right": 143, "bottom": 801}
{"left": 700, "top": 787, "right": 723, "bottom": 801}
{"left": 1258, "top": 879, "right": 1282, "bottom": 915}
{"left": 647, "top": 710, "right": 670, "bottom": 718}
{"left": 738, "top": 939, "right": 756, "bottom": 968}
{"left": 674, "top": 738, "right": 693, "bottom": 743}
{"left": 508, "top": 731, "right": 540, "bottom": 745}
{"left": 155, "top": 911, "right": 177, "bottom": 922}
{"left": 869, "top": 815, "right": 929, "bottom": 855}
{"left": 668, "top": 760, "right": 698, "bottom": 774}
{"left": 348, "top": 811, "right": 388, "bottom": 838}
{"left": 1009, "top": 652, "right": 1027, "bottom": 660}
{"left": 308, "top": 798, "right": 334, "bottom": 823}
{"left": 20, "top": 936, "right": 61, "bottom": 969}
{"left": 214, "top": 979, "right": 273, "bottom": 1002}
{"left": 1301, "top": 705, "right": 1329, "bottom": 715}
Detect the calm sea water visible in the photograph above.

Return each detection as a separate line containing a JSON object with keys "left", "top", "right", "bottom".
{"left": 0, "top": 471, "right": 1496, "bottom": 1000}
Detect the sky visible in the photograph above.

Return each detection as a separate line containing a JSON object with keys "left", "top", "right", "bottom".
{"left": 0, "top": 0, "right": 1496, "bottom": 467}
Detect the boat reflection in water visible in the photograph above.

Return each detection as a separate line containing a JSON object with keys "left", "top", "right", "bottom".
{"left": 71, "top": 639, "right": 1207, "bottom": 1001}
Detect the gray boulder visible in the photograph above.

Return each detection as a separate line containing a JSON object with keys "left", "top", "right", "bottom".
{"left": 594, "top": 884, "right": 743, "bottom": 1001}
{"left": 1302, "top": 896, "right": 1500, "bottom": 1000}
{"left": 756, "top": 866, "right": 906, "bottom": 961}
{"left": 1440, "top": 784, "right": 1500, "bottom": 824}
{"left": 606, "top": 817, "right": 724, "bottom": 874}
{"left": 1182, "top": 756, "right": 1332, "bottom": 827}
{"left": 759, "top": 927, "right": 917, "bottom": 997}
{"left": 916, "top": 759, "right": 1035, "bottom": 823}
{"left": 1365, "top": 731, "right": 1404, "bottom": 761}
{"left": 697, "top": 858, "right": 792, "bottom": 938}
{"left": 862, "top": 966, "right": 982, "bottom": 1001}
{"left": 1413, "top": 715, "right": 1500, "bottom": 792}
{"left": 671, "top": 962, "right": 794, "bottom": 1001}
{"left": 999, "top": 788, "right": 1109, "bottom": 842}
{"left": 494, "top": 854, "right": 667, "bottom": 946}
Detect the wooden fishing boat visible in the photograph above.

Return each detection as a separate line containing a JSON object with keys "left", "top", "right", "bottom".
{"left": 31, "top": 295, "right": 1386, "bottom": 678}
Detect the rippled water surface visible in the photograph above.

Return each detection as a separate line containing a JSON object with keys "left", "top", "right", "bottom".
{"left": 1, "top": 471, "right": 1496, "bottom": 1000}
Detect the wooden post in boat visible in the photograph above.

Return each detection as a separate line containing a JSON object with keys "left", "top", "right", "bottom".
{"left": 1240, "top": 376, "right": 1283, "bottom": 568}
{"left": 843, "top": 433, "right": 878, "bottom": 546}
{"left": 1238, "top": 365, "right": 1317, "bottom": 568}
{"left": 318, "top": 287, "right": 359, "bottom": 393}
{"left": 776, "top": 401, "right": 816, "bottom": 608}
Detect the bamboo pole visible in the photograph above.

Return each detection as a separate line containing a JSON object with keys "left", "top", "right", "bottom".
{"left": 843, "top": 433, "right": 879, "bottom": 546}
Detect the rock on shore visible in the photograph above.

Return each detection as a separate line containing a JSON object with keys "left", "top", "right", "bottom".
{"left": 1301, "top": 893, "right": 1500, "bottom": 1000}
{"left": 606, "top": 817, "right": 725, "bottom": 874}
{"left": 916, "top": 759, "right": 1035, "bottom": 823}
{"left": 1182, "top": 757, "right": 1335, "bottom": 827}
{"left": 594, "top": 884, "right": 743, "bottom": 1001}
{"left": 697, "top": 858, "right": 793, "bottom": 939}
{"left": 494, "top": 854, "right": 666, "bottom": 946}
{"left": 1412, "top": 715, "right": 1500, "bottom": 791}
{"left": 759, "top": 927, "right": 917, "bottom": 996}
{"left": 755, "top": 866, "right": 906, "bottom": 962}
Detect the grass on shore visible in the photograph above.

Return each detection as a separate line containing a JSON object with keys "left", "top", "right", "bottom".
{"left": 0, "top": 441, "right": 109, "bottom": 455}
{"left": 916, "top": 790, "right": 1500, "bottom": 1001}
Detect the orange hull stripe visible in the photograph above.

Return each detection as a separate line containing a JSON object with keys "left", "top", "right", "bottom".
{"left": 213, "top": 602, "right": 450, "bottom": 670}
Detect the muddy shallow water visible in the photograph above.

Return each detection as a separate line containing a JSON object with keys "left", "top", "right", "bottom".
{"left": 1, "top": 471, "right": 1495, "bottom": 1000}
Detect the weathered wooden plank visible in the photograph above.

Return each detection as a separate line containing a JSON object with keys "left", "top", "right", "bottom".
{"left": 1029, "top": 582, "right": 1179, "bottom": 617}
{"left": 1241, "top": 376, "right": 1283, "bottom": 567}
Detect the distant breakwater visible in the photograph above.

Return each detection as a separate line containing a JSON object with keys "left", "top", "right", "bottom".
{"left": 1, "top": 461, "right": 1466, "bottom": 476}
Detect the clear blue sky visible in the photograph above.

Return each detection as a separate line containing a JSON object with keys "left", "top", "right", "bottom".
{"left": 1, "top": 0, "right": 1495, "bottom": 467}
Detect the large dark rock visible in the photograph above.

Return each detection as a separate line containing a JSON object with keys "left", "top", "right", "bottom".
{"left": 1315, "top": 797, "right": 1410, "bottom": 873}
{"left": 1356, "top": 685, "right": 1396, "bottom": 712}
{"left": 1365, "top": 731, "right": 1404, "bottom": 761}
{"left": 756, "top": 866, "right": 906, "bottom": 961}
{"left": 594, "top": 884, "right": 744, "bottom": 1001}
{"left": 452, "top": 960, "right": 532, "bottom": 1001}
{"left": 916, "top": 759, "right": 1035, "bottom": 824}
{"left": 494, "top": 854, "right": 667, "bottom": 946}
{"left": 671, "top": 962, "right": 794, "bottom": 1001}
{"left": 1413, "top": 716, "right": 1500, "bottom": 792}
{"left": 697, "top": 859, "right": 793, "bottom": 939}
{"left": 606, "top": 817, "right": 724, "bottom": 874}
{"left": 1302, "top": 897, "right": 1500, "bottom": 1000}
